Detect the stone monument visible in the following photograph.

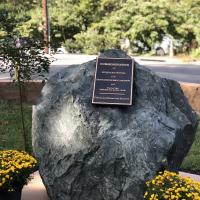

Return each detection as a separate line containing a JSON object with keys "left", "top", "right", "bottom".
{"left": 32, "top": 49, "right": 198, "bottom": 200}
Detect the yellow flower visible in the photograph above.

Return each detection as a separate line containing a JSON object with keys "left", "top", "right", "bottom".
{"left": 164, "top": 194, "right": 169, "bottom": 199}
{"left": 187, "top": 193, "right": 192, "bottom": 197}
{"left": 0, "top": 150, "right": 38, "bottom": 192}
{"left": 144, "top": 191, "right": 148, "bottom": 197}
{"left": 144, "top": 170, "right": 200, "bottom": 200}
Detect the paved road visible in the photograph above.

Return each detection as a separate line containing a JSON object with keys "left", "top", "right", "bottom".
{"left": 144, "top": 63, "right": 200, "bottom": 84}
{"left": 0, "top": 54, "right": 200, "bottom": 84}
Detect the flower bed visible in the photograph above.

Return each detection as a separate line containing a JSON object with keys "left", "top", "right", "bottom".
{"left": 0, "top": 150, "right": 37, "bottom": 192}
{"left": 144, "top": 170, "right": 200, "bottom": 200}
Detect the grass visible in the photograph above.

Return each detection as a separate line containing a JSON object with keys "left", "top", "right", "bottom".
{"left": 0, "top": 100, "right": 199, "bottom": 173}
{"left": 181, "top": 123, "right": 200, "bottom": 173}
{"left": 0, "top": 100, "right": 32, "bottom": 152}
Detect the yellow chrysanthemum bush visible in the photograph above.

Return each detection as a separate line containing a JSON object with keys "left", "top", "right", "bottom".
{"left": 144, "top": 170, "right": 200, "bottom": 200}
{"left": 0, "top": 150, "right": 38, "bottom": 192}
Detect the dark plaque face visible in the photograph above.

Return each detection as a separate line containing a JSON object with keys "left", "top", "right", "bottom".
{"left": 92, "top": 57, "right": 134, "bottom": 105}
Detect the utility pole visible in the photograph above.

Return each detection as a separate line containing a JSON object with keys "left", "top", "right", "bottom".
{"left": 42, "top": 0, "right": 49, "bottom": 54}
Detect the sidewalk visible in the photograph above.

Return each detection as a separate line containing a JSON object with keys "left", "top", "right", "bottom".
{"left": 21, "top": 171, "right": 200, "bottom": 200}
{"left": 179, "top": 171, "right": 200, "bottom": 182}
{"left": 21, "top": 171, "right": 49, "bottom": 200}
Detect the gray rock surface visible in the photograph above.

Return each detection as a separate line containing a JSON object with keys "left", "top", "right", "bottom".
{"left": 32, "top": 49, "right": 198, "bottom": 200}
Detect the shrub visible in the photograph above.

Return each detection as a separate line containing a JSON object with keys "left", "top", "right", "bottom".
{"left": 0, "top": 150, "right": 37, "bottom": 192}
{"left": 64, "top": 39, "right": 82, "bottom": 53}
{"left": 144, "top": 170, "right": 200, "bottom": 200}
{"left": 191, "top": 48, "right": 200, "bottom": 59}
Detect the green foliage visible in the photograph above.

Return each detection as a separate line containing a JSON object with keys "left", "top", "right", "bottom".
{"left": 3, "top": 0, "right": 39, "bottom": 11}
{"left": 74, "top": 0, "right": 200, "bottom": 54}
{"left": 48, "top": 1, "right": 82, "bottom": 49}
{"left": 1, "top": 0, "right": 200, "bottom": 54}
{"left": 191, "top": 48, "right": 200, "bottom": 59}
{"left": 16, "top": 8, "right": 43, "bottom": 39}
{"left": 0, "top": 2, "right": 43, "bottom": 46}
{"left": 0, "top": 8, "right": 50, "bottom": 80}
{"left": 74, "top": 28, "right": 120, "bottom": 54}
{"left": 0, "top": 36, "right": 50, "bottom": 81}
{"left": 63, "top": 39, "right": 82, "bottom": 53}
{"left": 0, "top": 8, "right": 18, "bottom": 37}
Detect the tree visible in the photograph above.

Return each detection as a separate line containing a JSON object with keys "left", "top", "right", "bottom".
{"left": 73, "top": 0, "right": 200, "bottom": 54}
{"left": 0, "top": 10, "right": 50, "bottom": 152}
{"left": 1, "top": 0, "right": 200, "bottom": 54}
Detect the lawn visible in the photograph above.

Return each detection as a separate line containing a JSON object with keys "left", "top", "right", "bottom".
{"left": 181, "top": 123, "right": 200, "bottom": 173}
{"left": 0, "top": 100, "right": 199, "bottom": 173}
{"left": 0, "top": 100, "right": 32, "bottom": 152}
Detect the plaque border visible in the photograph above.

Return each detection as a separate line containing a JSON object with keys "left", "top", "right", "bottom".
{"left": 92, "top": 57, "right": 134, "bottom": 105}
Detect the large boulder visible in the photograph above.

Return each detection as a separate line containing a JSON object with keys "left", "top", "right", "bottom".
{"left": 32, "top": 49, "right": 198, "bottom": 200}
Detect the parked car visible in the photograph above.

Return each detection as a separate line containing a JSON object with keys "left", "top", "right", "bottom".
{"left": 56, "top": 46, "right": 68, "bottom": 54}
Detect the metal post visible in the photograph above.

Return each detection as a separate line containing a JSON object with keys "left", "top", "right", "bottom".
{"left": 169, "top": 36, "right": 174, "bottom": 57}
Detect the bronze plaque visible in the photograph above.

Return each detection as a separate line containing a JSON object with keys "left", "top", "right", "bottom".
{"left": 92, "top": 57, "right": 134, "bottom": 105}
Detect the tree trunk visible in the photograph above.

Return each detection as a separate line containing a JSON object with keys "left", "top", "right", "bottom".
{"left": 62, "top": 27, "right": 66, "bottom": 43}
{"left": 17, "top": 78, "right": 29, "bottom": 152}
